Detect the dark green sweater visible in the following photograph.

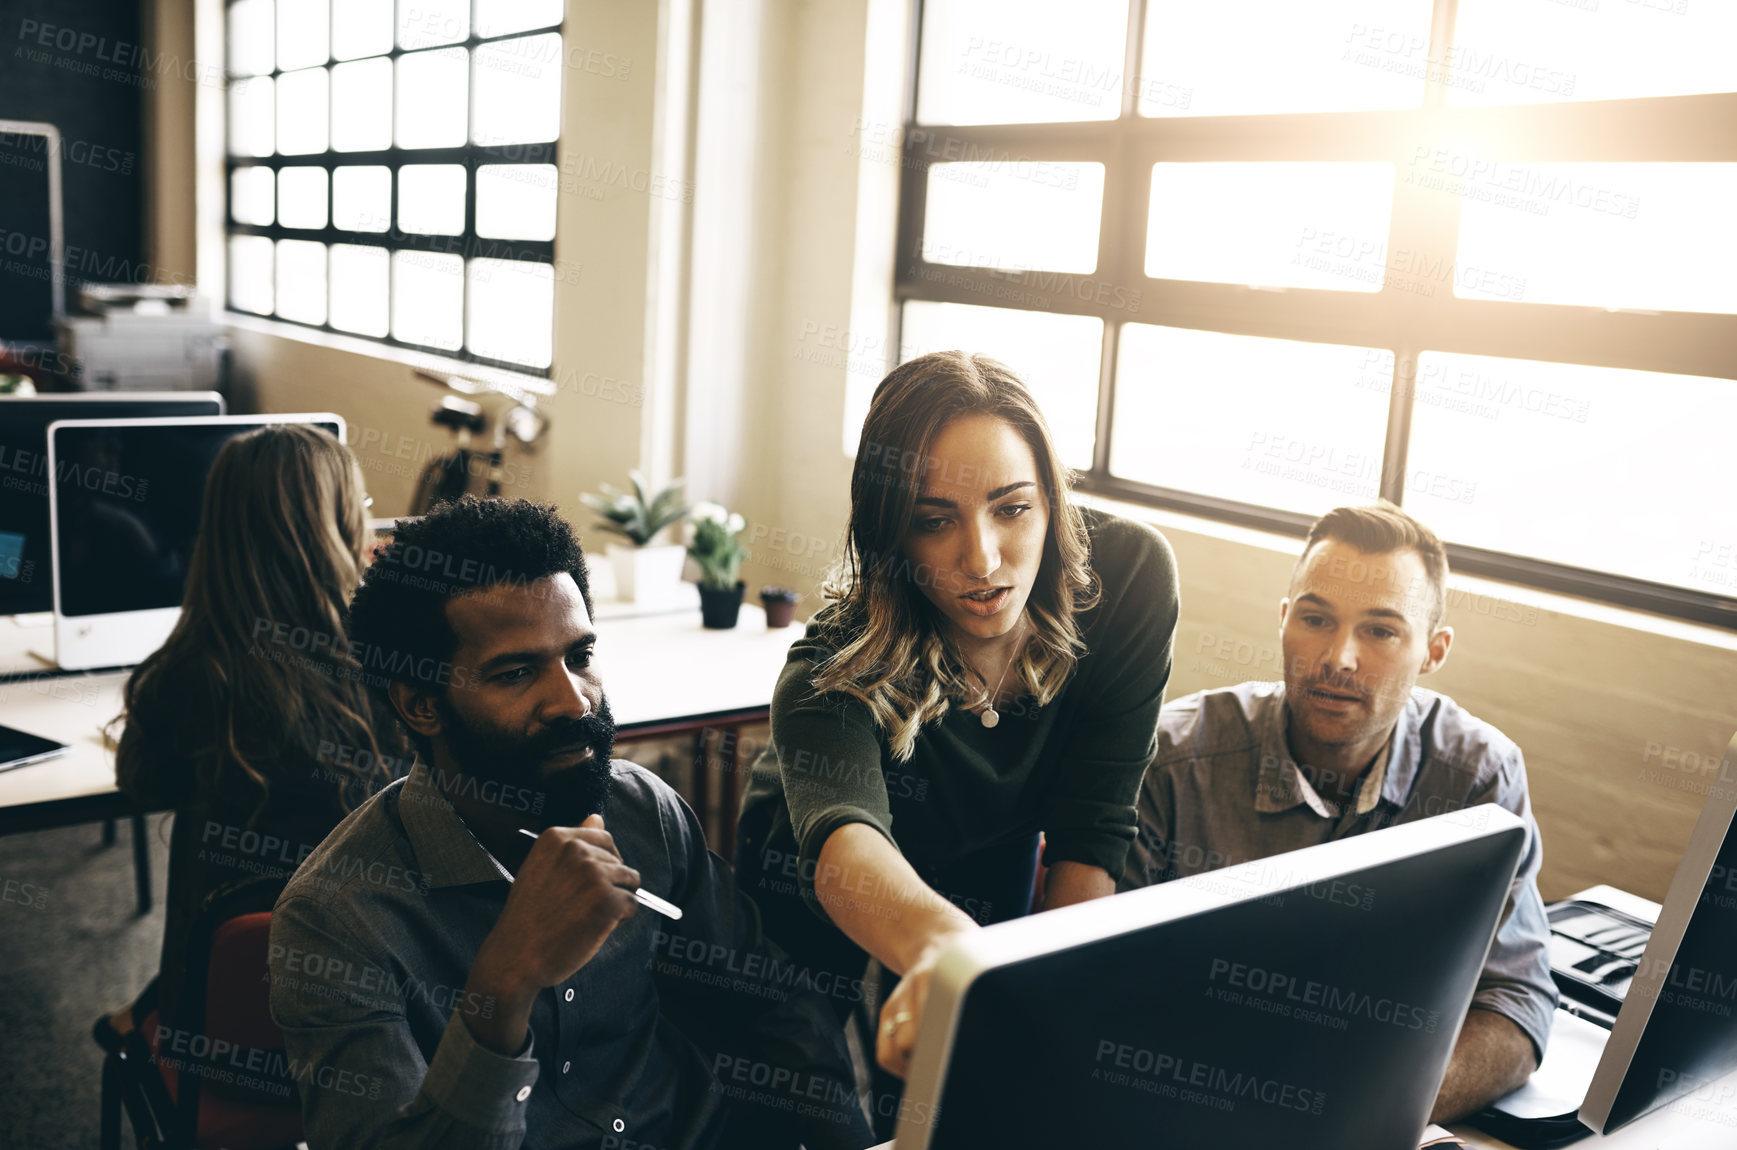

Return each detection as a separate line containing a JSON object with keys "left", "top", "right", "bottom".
{"left": 737, "top": 507, "right": 1180, "bottom": 916}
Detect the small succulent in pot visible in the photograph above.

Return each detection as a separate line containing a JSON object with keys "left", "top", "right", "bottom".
{"left": 759, "top": 584, "right": 799, "bottom": 628}
{"left": 580, "top": 471, "right": 689, "bottom": 545}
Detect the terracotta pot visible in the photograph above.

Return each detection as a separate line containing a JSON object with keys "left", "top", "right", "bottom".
{"left": 761, "top": 591, "right": 798, "bottom": 628}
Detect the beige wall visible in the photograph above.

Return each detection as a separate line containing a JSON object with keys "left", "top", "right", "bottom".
{"left": 157, "top": 0, "right": 1737, "bottom": 906}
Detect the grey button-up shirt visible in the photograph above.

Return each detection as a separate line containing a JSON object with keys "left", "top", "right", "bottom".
{"left": 268, "top": 759, "right": 871, "bottom": 1150}
{"left": 1120, "top": 681, "right": 1559, "bottom": 1061}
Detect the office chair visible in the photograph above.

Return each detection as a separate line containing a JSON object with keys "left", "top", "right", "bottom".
{"left": 98, "top": 875, "right": 303, "bottom": 1150}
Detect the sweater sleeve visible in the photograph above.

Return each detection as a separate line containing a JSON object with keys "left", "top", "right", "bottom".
{"left": 1039, "top": 518, "right": 1180, "bottom": 883}
{"left": 765, "top": 653, "right": 900, "bottom": 919}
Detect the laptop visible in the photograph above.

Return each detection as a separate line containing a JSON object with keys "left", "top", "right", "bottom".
{"left": 1472, "top": 729, "right": 1737, "bottom": 1144}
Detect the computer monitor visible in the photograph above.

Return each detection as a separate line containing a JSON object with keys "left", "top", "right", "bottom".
{"left": 0, "top": 121, "right": 64, "bottom": 347}
{"left": 1581, "top": 729, "right": 1737, "bottom": 1133}
{"left": 46, "top": 414, "right": 343, "bottom": 670}
{"left": 0, "top": 393, "right": 226, "bottom": 616}
{"left": 893, "top": 807, "right": 1528, "bottom": 1150}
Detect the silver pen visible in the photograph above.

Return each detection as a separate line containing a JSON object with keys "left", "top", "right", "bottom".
{"left": 517, "top": 826, "right": 683, "bottom": 920}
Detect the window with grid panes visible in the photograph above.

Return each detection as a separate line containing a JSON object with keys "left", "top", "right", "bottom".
{"left": 888, "top": 0, "right": 1737, "bottom": 628}
{"left": 225, "top": 0, "right": 564, "bottom": 373}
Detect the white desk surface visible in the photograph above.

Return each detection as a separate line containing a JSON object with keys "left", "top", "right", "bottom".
{"left": 0, "top": 601, "right": 803, "bottom": 816}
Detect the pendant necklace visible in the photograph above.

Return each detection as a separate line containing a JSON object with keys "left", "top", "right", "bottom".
{"left": 978, "top": 618, "right": 1025, "bottom": 729}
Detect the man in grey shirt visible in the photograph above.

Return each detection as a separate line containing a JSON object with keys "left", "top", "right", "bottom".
{"left": 1122, "top": 501, "right": 1558, "bottom": 1123}
{"left": 267, "top": 498, "right": 872, "bottom": 1149}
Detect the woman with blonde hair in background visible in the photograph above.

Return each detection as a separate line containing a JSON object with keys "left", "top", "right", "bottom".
{"left": 92, "top": 424, "right": 409, "bottom": 1046}
{"left": 735, "top": 350, "right": 1180, "bottom": 1129}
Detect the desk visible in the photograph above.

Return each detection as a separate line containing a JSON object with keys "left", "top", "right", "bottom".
{"left": 865, "top": 1080, "right": 1737, "bottom": 1149}
{"left": 0, "top": 602, "right": 803, "bottom": 903}
{"left": 869, "top": 1084, "right": 1737, "bottom": 1150}
{"left": 1451, "top": 1092, "right": 1737, "bottom": 1147}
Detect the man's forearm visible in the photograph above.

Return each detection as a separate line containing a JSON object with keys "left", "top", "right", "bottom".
{"left": 1039, "top": 860, "right": 1114, "bottom": 911}
{"left": 1430, "top": 1008, "right": 1538, "bottom": 1124}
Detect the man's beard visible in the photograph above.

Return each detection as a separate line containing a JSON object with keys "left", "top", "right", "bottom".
{"left": 436, "top": 692, "right": 618, "bottom": 828}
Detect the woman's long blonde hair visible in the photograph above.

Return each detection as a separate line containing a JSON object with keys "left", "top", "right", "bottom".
{"left": 810, "top": 351, "right": 1099, "bottom": 760}
{"left": 114, "top": 424, "right": 403, "bottom": 816}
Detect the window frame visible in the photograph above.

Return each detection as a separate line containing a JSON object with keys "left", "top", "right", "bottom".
{"left": 892, "top": 0, "right": 1737, "bottom": 629}
{"left": 222, "top": 0, "right": 561, "bottom": 376}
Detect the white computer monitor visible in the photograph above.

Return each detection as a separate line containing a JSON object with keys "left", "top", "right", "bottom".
{"left": 893, "top": 807, "right": 1527, "bottom": 1150}
{"left": 46, "top": 414, "right": 344, "bottom": 670}
{"left": 1581, "top": 728, "right": 1737, "bottom": 1133}
{"left": 0, "top": 392, "right": 226, "bottom": 616}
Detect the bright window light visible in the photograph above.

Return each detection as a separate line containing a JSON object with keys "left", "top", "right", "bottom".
{"left": 275, "top": 0, "right": 328, "bottom": 72}
{"left": 330, "top": 58, "right": 393, "bottom": 152}
{"left": 227, "top": 0, "right": 275, "bottom": 77}
{"left": 468, "top": 260, "right": 555, "bottom": 369}
{"left": 393, "top": 251, "right": 464, "bottom": 350}
{"left": 229, "top": 236, "right": 274, "bottom": 314}
{"left": 333, "top": 166, "right": 391, "bottom": 232}
{"left": 398, "top": 165, "right": 467, "bottom": 235}
{"left": 400, "top": 0, "right": 468, "bottom": 51}
{"left": 228, "top": 77, "right": 274, "bottom": 157}
{"left": 276, "top": 166, "right": 328, "bottom": 230}
{"left": 1406, "top": 352, "right": 1737, "bottom": 596}
{"left": 332, "top": 0, "right": 393, "bottom": 61}
{"left": 476, "top": 0, "right": 564, "bottom": 38}
{"left": 1112, "top": 325, "right": 1392, "bottom": 515}
{"left": 476, "top": 165, "right": 559, "bottom": 241}
{"left": 1449, "top": 0, "right": 1737, "bottom": 106}
{"left": 896, "top": 300, "right": 1102, "bottom": 470}
{"left": 923, "top": 163, "right": 1105, "bottom": 274}
{"left": 275, "top": 68, "right": 329, "bottom": 155}
{"left": 915, "top": 0, "right": 1128, "bottom": 125}
{"left": 1142, "top": 0, "right": 1433, "bottom": 117}
{"left": 230, "top": 167, "right": 275, "bottom": 226}
{"left": 329, "top": 245, "right": 390, "bottom": 337}
{"left": 396, "top": 49, "right": 469, "bottom": 149}
{"left": 473, "top": 35, "right": 563, "bottom": 146}
{"left": 274, "top": 239, "right": 327, "bottom": 325}
{"left": 1146, "top": 162, "right": 1395, "bottom": 291}
{"left": 1453, "top": 163, "right": 1737, "bottom": 314}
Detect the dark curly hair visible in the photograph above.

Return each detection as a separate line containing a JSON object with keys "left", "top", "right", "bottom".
{"left": 347, "top": 498, "right": 593, "bottom": 710}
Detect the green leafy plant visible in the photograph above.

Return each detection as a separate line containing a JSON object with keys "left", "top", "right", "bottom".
{"left": 688, "top": 502, "right": 750, "bottom": 590}
{"left": 580, "top": 471, "right": 689, "bottom": 546}
{"left": 759, "top": 585, "right": 799, "bottom": 603}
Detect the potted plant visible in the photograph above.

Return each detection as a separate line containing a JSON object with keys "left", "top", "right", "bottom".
{"left": 759, "top": 585, "right": 799, "bottom": 628}
{"left": 580, "top": 471, "right": 690, "bottom": 603}
{"left": 688, "top": 502, "right": 750, "bottom": 629}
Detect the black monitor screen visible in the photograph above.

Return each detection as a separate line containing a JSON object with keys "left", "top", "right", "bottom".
{"left": 50, "top": 418, "right": 338, "bottom": 618}
{"left": 1607, "top": 799, "right": 1737, "bottom": 1128}
{"left": 0, "top": 127, "right": 58, "bottom": 344}
{"left": 0, "top": 397, "right": 223, "bottom": 615}
{"left": 926, "top": 829, "right": 1522, "bottom": 1150}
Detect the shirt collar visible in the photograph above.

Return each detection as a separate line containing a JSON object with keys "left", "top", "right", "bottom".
{"left": 396, "top": 761, "right": 517, "bottom": 888}
{"left": 1253, "top": 685, "right": 1426, "bottom": 819}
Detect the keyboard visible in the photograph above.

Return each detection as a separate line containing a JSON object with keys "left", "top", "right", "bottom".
{"left": 1546, "top": 898, "right": 1654, "bottom": 1027}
